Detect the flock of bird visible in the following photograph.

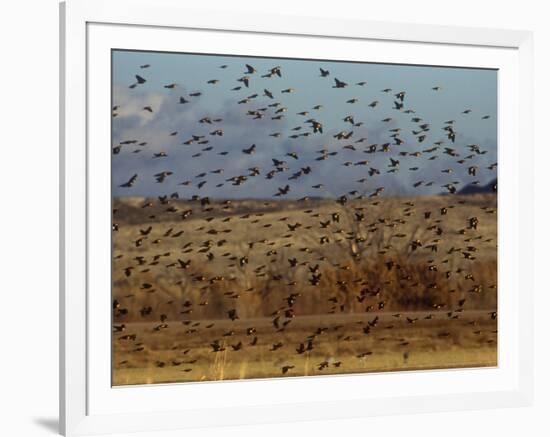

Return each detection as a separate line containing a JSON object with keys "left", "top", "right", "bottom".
{"left": 112, "top": 56, "right": 497, "bottom": 381}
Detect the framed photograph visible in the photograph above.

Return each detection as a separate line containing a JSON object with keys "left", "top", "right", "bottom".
{"left": 60, "top": 0, "right": 534, "bottom": 435}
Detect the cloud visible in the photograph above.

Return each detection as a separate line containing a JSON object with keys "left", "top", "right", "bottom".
{"left": 111, "top": 84, "right": 497, "bottom": 200}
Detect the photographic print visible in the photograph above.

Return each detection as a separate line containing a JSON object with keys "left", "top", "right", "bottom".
{"left": 111, "top": 50, "right": 497, "bottom": 386}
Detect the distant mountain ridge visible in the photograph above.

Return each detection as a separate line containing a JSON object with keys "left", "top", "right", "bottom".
{"left": 459, "top": 179, "right": 497, "bottom": 195}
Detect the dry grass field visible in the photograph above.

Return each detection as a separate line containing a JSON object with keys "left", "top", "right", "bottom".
{"left": 112, "top": 193, "right": 497, "bottom": 385}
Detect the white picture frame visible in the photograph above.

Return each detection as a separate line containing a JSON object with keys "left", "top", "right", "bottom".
{"left": 60, "top": 0, "right": 534, "bottom": 435}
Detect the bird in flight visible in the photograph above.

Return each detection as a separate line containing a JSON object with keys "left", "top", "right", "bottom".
{"left": 119, "top": 174, "right": 137, "bottom": 188}
{"left": 333, "top": 78, "right": 348, "bottom": 88}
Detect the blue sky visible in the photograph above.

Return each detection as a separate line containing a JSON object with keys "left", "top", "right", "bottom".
{"left": 111, "top": 49, "right": 497, "bottom": 199}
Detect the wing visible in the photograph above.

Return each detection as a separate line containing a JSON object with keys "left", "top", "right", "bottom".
{"left": 120, "top": 174, "right": 137, "bottom": 187}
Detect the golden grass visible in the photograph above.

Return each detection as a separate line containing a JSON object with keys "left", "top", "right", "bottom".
{"left": 112, "top": 194, "right": 497, "bottom": 385}
{"left": 114, "top": 349, "right": 497, "bottom": 386}
{"left": 113, "top": 314, "right": 497, "bottom": 386}
{"left": 112, "top": 194, "right": 497, "bottom": 319}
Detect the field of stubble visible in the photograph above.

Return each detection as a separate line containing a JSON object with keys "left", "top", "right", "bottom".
{"left": 112, "top": 193, "right": 497, "bottom": 385}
